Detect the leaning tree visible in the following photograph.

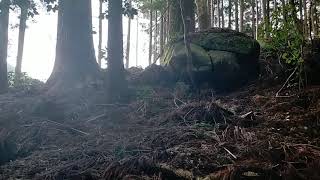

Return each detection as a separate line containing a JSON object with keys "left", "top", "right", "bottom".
{"left": 46, "top": 0, "right": 100, "bottom": 90}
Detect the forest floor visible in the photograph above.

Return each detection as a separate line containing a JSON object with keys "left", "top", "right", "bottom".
{"left": 0, "top": 67, "right": 320, "bottom": 180}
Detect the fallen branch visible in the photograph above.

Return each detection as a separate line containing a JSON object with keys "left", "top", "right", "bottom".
{"left": 276, "top": 67, "right": 298, "bottom": 98}
{"left": 223, "top": 147, "right": 237, "bottom": 159}
{"left": 45, "top": 119, "right": 89, "bottom": 136}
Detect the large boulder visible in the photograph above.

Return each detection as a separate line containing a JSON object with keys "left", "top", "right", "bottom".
{"left": 163, "top": 28, "right": 260, "bottom": 90}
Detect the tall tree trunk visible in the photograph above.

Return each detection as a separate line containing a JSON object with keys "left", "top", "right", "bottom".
{"left": 107, "top": 0, "right": 127, "bottom": 100}
{"left": 0, "top": 0, "right": 10, "bottom": 94}
{"left": 125, "top": 0, "right": 132, "bottom": 69}
{"left": 168, "top": 0, "right": 195, "bottom": 42}
{"left": 212, "top": 0, "right": 215, "bottom": 26}
{"left": 239, "top": 0, "right": 244, "bottom": 32}
{"left": 228, "top": 0, "right": 232, "bottom": 28}
{"left": 261, "top": 0, "right": 266, "bottom": 37}
{"left": 153, "top": 11, "right": 158, "bottom": 63}
{"left": 179, "top": 0, "right": 195, "bottom": 87}
{"left": 256, "top": 0, "right": 259, "bottom": 38}
{"left": 217, "top": 0, "right": 221, "bottom": 27}
{"left": 252, "top": 0, "right": 256, "bottom": 38}
{"left": 299, "top": 0, "right": 303, "bottom": 20}
{"left": 98, "top": 0, "right": 103, "bottom": 68}
{"left": 311, "top": 2, "right": 318, "bottom": 36}
{"left": 148, "top": 0, "right": 153, "bottom": 65}
{"left": 221, "top": 0, "right": 225, "bottom": 28}
{"left": 47, "top": 0, "right": 99, "bottom": 89}
{"left": 235, "top": 0, "right": 239, "bottom": 30}
{"left": 266, "top": 0, "right": 270, "bottom": 37}
{"left": 208, "top": 0, "right": 212, "bottom": 27}
{"left": 303, "top": 0, "right": 307, "bottom": 37}
{"left": 136, "top": 16, "right": 139, "bottom": 66}
{"left": 125, "top": 16, "right": 131, "bottom": 68}
{"left": 15, "top": 5, "right": 28, "bottom": 83}
{"left": 160, "top": 13, "right": 164, "bottom": 57}
{"left": 196, "top": 0, "right": 210, "bottom": 30}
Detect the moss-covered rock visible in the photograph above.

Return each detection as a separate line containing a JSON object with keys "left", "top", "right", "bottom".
{"left": 163, "top": 28, "right": 260, "bottom": 90}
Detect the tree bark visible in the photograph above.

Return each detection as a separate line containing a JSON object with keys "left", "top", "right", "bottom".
{"left": 107, "top": 0, "right": 127, "bottom": 100}
{"left": 15, "top": 5, "right": 28, "bottom": 83}
{"left": 98, "top": 0, "right": 103, "bottom": 68}
{"left": 47, "top": 0, "right": 99, "bottom": 89}
{"left": 0, "top": 0, "right": 10, "bottom": 94}
{"left": 235, "top": 0, "right": 239, "bottom": 30}
{"left": 148, "top": 0, "right": 153, "bottom": 65}
{"left": 196, "top": 0, "right": 210, "bottom": 30}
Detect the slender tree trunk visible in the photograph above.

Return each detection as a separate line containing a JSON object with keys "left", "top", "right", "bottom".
{"left": 221, "top": 0, "right": 225, "bottom": 28}
{"left": 107, "top": 0, "right": 127, "bottom": 100}
{"left": 160, "top": 13, "right": 164, "bottom": 57}
{"left": 228, "top": 0, "right": 232, "bottom": 28}
{"left": 266, "top": 0, "right": 270, "bottom": 37}
{"left": 311, "top": 2, "right": 318, "bottom": 36}
{"left": 303, "top": 0, "right": 307, "bottom": 37}
{"left": 217, "top": 0, "right": 221, "bottom": 27}
{"left": 98, "top": 0, "right": 103, "bottom": 67}
{"left": 15, "top": 6, "right": 28, "bottom": 83}
{"left": 153, "top": 11, "right": 158, "bottom": 63}
{"left": 125, "top": 16, "right": 131, "bottom": 68}
{"left": 136, "top": 16, "right": 139, "bottom": 66}
{"left": 235, "top": 0, "right": 239, "bottom": 30}
{"left": 262, "top": 0, "right": 266, "bottom": 37}
{"left": 239, "top": 0, "right": 244, "bottom": 32}
{"left": 208, "top": 0, "right": 212, "bottom": 27}
{"left": 252, "top": 0, "right": 256, "bottom": 38}
{"left": 299, "top": 0, "right": 303, "bottom": 20}
{"left": 125, "top": 0, "right": 132, "bottom": 69}
{"left": 148, "top": 0, "right": 153, "bottom": 65}
{"left": 212, "top": 0, "right": 215, "bottom": 26}
{"left": 256, "top": 0, "right": 259, "bottom": 38}
{"left": 0, "top": 0, "right": 10, "bottom": 93}
{"left": 47, "top": 0, "right": 99, "bottom": 89}
{"left": 196, "top": 0, "right": 210, "bottom": 30}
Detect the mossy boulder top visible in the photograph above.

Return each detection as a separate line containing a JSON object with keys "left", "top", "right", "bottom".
{"left": 162, "top": 28, "right": 261, "bottom": 90}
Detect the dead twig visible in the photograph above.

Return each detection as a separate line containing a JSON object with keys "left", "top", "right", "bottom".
{"left": 86, "top": 113, "right": 106, "bottom": 123}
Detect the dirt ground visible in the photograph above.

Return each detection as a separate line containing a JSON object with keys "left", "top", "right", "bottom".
{"left": 0, "top": 69, "right": 320, "bottom": 180}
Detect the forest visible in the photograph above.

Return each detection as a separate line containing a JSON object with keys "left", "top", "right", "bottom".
{"left": 0, "top": 0, "right": 320, "bottom": 179}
